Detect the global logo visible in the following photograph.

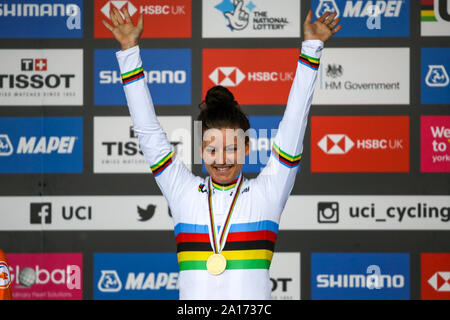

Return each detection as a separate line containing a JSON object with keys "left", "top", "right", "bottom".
{"left": 425, "top": 65, "right": 449, "bottom": 87}
{"left": 98, "top": 270, "right": 122, "bottom": 292}
{"left": 0, "top": 135, "right": 13, "bottom": 156}
{"left": 316, "top": 0, "right": 340, "bottom": 18}
{"left": 209, "top": 66, "right": 246, "bottom": 87}
{"left": 428, "top": 271, "right": 450, "bottom": 292}
{"left": 101, "top": 0, "right": 137, "bottom": 19}
{"left": 318, "top": 134, "right": 355, "bottom": 154}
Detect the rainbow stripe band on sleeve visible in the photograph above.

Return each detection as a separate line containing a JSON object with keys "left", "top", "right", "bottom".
{"left": 150, "top": 151, "right": 174, "bottom": 177}
{"left": 121, "top": 66, "right": 145, "bottom": 86}
{"left": 298, "top": 53, "right": 320, "bottom": 70}
{"left": 272, "top": 142, "right": 302, "bottom": 168}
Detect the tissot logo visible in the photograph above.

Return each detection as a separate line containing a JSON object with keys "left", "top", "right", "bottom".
{"left": 209, "top": 67, "right": 246, "bottom": 87}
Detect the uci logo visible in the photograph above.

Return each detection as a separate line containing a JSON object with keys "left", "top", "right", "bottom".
{"left": 426, "top": 65, "right": 449, "bottom": 87}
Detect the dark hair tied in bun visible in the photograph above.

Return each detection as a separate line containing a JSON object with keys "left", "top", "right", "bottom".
{"left": 197, "top": 86, "right": 250, "bottom": 142}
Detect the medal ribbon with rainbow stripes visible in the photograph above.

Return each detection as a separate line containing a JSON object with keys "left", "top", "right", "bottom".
{"left": 206, "top": 173, "right": 244, "bottom": 275}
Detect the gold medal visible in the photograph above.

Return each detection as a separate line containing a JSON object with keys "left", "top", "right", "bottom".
{"left": 206, "top": 253, "right": 227, "bottom": 275}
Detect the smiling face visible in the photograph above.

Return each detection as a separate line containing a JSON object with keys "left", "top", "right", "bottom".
{"left": 201, "top": 127, "right": 250, "bottom": 184}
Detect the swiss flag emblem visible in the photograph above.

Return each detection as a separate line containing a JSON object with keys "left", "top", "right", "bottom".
{"left": 35, "top": 59, "right": 47, "bottom": 71}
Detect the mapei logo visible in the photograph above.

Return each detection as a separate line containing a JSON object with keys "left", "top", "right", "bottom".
{"left": 0, "top": 135, "right": 13, "bottom": 156}
{"left": 428, "top": 272, "right": 450, "bottom": 292}
{"left": 209, "top": 67, "right": 246, "bottom": 86}
{"left": 316, "top": 0, "right": 340, "bottom": 18}
{"left": 425, "top": 65, "right": 449, "bottom": 87}
{"left": 94, "top": 253, "right": 180, "bottom": 299}
{"left": 98, "top": 270, "right": 122, "bottom": 292}
{"left": 312, "top": 0, "right": 409, "bottom": 36}
{"left": 318, "top": 134, "right": 354, "bottom": 154}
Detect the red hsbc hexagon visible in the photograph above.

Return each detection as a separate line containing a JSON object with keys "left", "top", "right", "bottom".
{"left": 94, "top": 0, "right": 191, "bottom": 38}
{"left": 202, "top": 48, "right": 299, "bottom": 105}
{"left": 311, "top": 116, "right": 410, "bottom": 172}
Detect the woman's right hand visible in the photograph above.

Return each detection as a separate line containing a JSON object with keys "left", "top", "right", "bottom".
{"left": 102, "top": 7, "right": 144, "bottom": 51}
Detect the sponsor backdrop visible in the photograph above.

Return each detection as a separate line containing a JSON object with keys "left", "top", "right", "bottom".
{"left": 0, "top": 0, "right": 448, "bottom": 300}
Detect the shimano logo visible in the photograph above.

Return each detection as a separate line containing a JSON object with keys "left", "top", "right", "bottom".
{"left": 99, "top": 70, "right": 186, "bottom": 85}
{"left": 316, "top": 273, "right": 405, "bottom": 288}
{"left": 0, "top": 3, "right": 80, "bottom": 17}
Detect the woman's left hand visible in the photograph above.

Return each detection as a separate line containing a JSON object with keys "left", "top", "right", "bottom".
{"left": 304, "top": 9, "right": 341, "bottom": 42}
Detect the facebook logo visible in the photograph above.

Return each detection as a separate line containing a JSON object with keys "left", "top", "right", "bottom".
{"left": 30, "top": 203, "right": 52, "bottom": 224}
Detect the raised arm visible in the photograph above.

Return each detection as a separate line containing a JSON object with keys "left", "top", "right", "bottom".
{"left": 103, "top": 7, "right": 196, "bottom": 215}
{"left": 254, "top": 10, "right": 341, "bottom": 217}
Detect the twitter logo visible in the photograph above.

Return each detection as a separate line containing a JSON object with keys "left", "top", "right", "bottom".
{"left": 137, "top": 204, "right": 156, "bottom": 222}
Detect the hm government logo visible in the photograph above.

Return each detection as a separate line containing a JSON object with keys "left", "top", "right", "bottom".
{"left": 318, "top": 134, "right": 355, "bottom": 154}
{"left": 316, "top": 0, "right": 340, "bottom": 18}
{"left": 101, "top": 1, "right": 137, "bottom": 19}
{"left": 425, "top": 65, "right": 449, "bottom": 87}
{"left": 209, "top": 67, "right": 246, "bottom": 87}
{"left": 326, "top": 64, "right": 343, "bottom": 79}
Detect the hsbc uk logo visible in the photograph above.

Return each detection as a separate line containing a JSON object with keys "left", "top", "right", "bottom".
{"left": 318, "top": 134, "right": 404, "bottom": 154}
{"left": 209, "top": 66, "right": 293, "bottom": 87}
{"left": 209, "top": 67, "right": 246, "bottom": 86}
{"left": 318, "top": 134, "right": 354, "bottom": 154}
{"left": 428, "top": 272, "right": 450, "bottom": 292}
{"left": 101, "top": 1, "right": 138, "bottom": 19}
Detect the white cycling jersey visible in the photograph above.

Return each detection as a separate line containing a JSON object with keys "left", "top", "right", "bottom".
{"left": 116, "top": 40, "right": 323, "bottom": 300}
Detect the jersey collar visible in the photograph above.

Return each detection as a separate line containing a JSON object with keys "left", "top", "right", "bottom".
{"left": 210, "top": 172, "right": 242, "bottom": 191}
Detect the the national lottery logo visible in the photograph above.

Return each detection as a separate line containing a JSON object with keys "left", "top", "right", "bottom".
{"left": 316, "top": 0, "right": 340, "bottom": 18}
{"left": 98, "top": 270, "right": 122, "bottom": 293}
{"left": 425, "top": 65, "right": 449, "bottom": 87}
{"left": 214, "top": 0, "right": 253, "bottom": 31}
